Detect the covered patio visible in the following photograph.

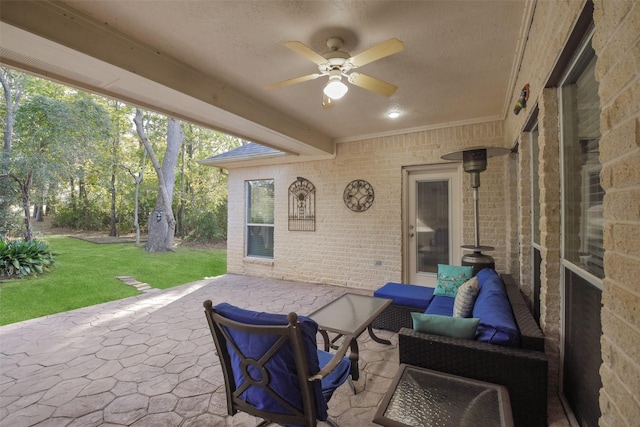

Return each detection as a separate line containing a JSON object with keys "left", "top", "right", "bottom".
{"left": 0, "top": 275, "right": 399, "bottom": 426}
{"left": 2, "top": 2, "right": 639, "bottom": 424}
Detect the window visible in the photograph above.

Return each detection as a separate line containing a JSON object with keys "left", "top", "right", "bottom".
{"left": 246, "top": 180, "right": 274, "bottom": 258}
{"left": 530, "top": 124, "right": 541, "bottom": 324}
{"left": 560, "top": 45, "right": 603, "bottom": 279}
{"left": 559, "top": 32, "right": 602, "bottom": 427}
{"left": 531, "top": 126, "right": 541, "bottom": 246}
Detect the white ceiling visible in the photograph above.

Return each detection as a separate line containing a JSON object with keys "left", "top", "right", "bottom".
{"left": 0, "top": 0, "right": 532, "bottom": 157}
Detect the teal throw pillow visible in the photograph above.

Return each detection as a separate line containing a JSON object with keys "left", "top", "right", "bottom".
{"left": 411, "top": 313, "right": 480, "bottom": 340}
{"left": 434, "top": 264, "right": 473, "bottom": 298}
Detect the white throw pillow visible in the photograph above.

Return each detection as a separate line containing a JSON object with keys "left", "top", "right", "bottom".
{"left": 453, "top": 276, "right": 480, "bottom": 318}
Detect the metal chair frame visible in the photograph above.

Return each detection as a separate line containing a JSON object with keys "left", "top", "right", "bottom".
{"left": 203, "top": 300, "right": 351, "bottom": 426}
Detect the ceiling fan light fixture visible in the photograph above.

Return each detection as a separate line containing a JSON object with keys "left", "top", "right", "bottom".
{"left": 323, "top": 76, "right": 348, "bottom": 99}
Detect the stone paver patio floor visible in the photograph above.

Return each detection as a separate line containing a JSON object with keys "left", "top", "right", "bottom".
{"left": 0, "top": 274, "right": 398, "bottom": 426}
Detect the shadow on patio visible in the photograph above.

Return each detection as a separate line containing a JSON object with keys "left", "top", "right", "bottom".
{"left": 0, "top": 275, "right": 397, "bottom": 426}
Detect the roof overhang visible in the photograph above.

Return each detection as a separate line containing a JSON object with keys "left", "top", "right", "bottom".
{"left": 197, "top": 151, "right": 336, "bottom": 170}
{"left": 0, "top": 0, "right": 335, "bottom": 157}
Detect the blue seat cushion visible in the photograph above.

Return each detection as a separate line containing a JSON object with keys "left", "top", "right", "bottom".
{"left": 424, "top": 295, "right": 455, "bottom": 316}
{"left": 214, "top": 303, "right": 337, "bottom": 420}
{"left": 374, "top": 282, "right": 435, "bottom": 309}
{"left": 472, "top": 269, "right": 520, "bottom": 346}
{"left": 316, "top": 348, "right": 351, "bottom": 402}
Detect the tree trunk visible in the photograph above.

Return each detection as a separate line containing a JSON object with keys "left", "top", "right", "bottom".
{"left": 133, "top": 109, "right": 183, "bottom": 252}
{"left": 109, "top": 168, "right": 117, "bottom": 236}
{"left": 1, "top": 69, "right": 26, "bottom": 170}
{"left": 13, "top": 173, "right": 33, "bottom": 241}
{"left": 109, "top": 101, "right": 120, "bottom": 237}
{"left": 79, "top": 175, "right": 89, "bottom": 229}
{"left": 1, "top": 69, "right": 26, "bottom": 230}
{"left": 34, "top": 205, "right": 44, "bottom": 221}
{"left": 179, "top": 142, "right": 185, "bottom": 238}
{"left": 134, "top": 174, "right": 141, "bottom": 246}
{"left": 69, "top": 177, "right": 76, "bottom": 209}
{"left": 135, "top": 149, "right": 146, "bottom": 246}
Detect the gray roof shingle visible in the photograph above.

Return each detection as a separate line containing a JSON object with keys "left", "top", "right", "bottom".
{"left": 202, "top": 142, "right": 283, "bottom": 161}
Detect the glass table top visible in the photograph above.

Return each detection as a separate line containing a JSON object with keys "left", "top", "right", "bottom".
{"left": 308, "top": 293, "right": 392, "bottom": 336}
{"left": 374, "top": 365, "right": 513, "bottom": 427}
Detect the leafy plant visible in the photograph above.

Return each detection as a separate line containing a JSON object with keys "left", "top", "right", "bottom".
{"left": 182, "top": 198, "right": 228, "bottom": 243}
{"left": 0, "top": 238, "right": 56, "bottom": 278}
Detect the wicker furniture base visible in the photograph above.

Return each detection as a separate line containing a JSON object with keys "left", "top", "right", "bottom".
{"left": 397, "top": 274, "right": 548, "bottom": 427}
{"left": 371, "top": 304, "right": 423, "bottom": 332}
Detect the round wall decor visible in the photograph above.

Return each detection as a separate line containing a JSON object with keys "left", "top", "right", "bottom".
{"left": 343, "top": 179, "right": 375, "bottom": 212}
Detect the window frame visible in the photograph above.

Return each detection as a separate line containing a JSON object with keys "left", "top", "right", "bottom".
{"left": 557, "top": 26, "right": 604, "bottom": 427}
{"left": 558, "top": 28, "right": 603, "bottom": 287}
{"left": 245, "top": 179, "right": 275, "bottom": 259}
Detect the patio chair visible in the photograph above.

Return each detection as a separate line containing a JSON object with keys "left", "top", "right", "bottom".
{"left": 203, "top": 300, "right": 352, "bottom": 426}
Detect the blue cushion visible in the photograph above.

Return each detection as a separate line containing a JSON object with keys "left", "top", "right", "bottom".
{"left": 424, "top": 296, "right": 455, "bottom": 316}
{"left": 374, "top": 282, "right": 435, "bottom": 309}
{"left": 472, "top": 269, "right": 520, "bottom": 346}
{"left": 214, "top": 303, "right": 330, "bottom": 420}
{"left": 316, "top": 349, "right": 351, "bottom": 402}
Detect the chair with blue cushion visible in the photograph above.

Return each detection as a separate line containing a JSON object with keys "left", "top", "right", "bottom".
{"left": 203, "top": 300, "right": 352, "bottom": 426}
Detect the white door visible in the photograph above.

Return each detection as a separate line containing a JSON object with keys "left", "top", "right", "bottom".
{"left": 404, "top": 165, "right": 462, "bottom": 286}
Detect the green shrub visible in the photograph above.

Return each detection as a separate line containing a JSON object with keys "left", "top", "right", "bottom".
{"left": 182, "top": 200, "right": 228, "bottom": 244}
{"left": 51, "top": 205, "right": 111, "bottom": 231}
{"left": 0, "top": 238, "right": 56, "bottom": 278}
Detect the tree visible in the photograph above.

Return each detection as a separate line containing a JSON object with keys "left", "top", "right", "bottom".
{"left": 179, "top": 123, "right": 240, "bottom": 243}
{"left": 11, "top": 92, "right": 112, "bottom": 240}
{"left": 119, "top": 136, "right": 147, "bottom": 246}
{"left": 2, "top": 69, "right": 236, "bottom": 243}
{"left": 133, "top": 108, "right": 183, "bottom": 252}
{"left": 0, "top": 68, "right": 27, "bottom": 237}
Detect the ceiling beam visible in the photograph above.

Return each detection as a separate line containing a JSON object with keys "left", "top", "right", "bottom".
{"left": 0, "top": 0, "right": 334, "bottom": 155}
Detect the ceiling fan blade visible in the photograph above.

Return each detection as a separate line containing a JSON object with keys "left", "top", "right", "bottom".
{"left": 348, "top": 72, "right": 398, "bottom": 97}
{"left": 265, "top": 73, "right": 322, "bottom": 90}
{"left": 284, "top": 41, "right": 327, "bottom": 65}
{"left": 348, "top": 38, "right": 404, "bottom": 68}
{"left": 322, "top": 94, "right": 335, "bottom": 109}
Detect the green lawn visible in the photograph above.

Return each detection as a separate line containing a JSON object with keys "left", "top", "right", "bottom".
{"left": 0, "top": 236, "right": 226, "bottom": 326}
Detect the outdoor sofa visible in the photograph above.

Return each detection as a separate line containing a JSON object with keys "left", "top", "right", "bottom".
{"left": 373, "top": 268, "right": 548, "bottom": 427}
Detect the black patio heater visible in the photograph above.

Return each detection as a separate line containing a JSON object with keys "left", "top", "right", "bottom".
{"left": 441, "top": 147, "right": 511, "bottom": 275}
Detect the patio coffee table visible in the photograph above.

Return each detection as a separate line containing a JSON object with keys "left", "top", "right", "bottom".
{"left": 373, "top": 364, "right": 514, "bottom": 427}
{"left": 308, "top": 293, "right": 392, "bottom": 382}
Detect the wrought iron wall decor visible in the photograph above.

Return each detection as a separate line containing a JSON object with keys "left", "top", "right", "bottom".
{"left": 288, "top": 177, "right": 316, "bottom": 231}
{"left": 343, "top": 179, "right": 375, "bottom": 212}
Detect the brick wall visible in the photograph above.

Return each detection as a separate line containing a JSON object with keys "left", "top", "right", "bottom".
{"left": 592, "top": 1, "right": 640, "bottom": 425}
{"left": 518, "top": 130, "right": 533, "bottom": 300}
{"left": 226, "top": 121, "right": 507, "bottom": 290}
{"left": 505, "top": 151, "right": 520, "bottom": 281}
{"left": 504, "top": 0, "right": 588, "bottom": 145}
{"left": 538, "top": 87, "right": 563, "bottom": 405}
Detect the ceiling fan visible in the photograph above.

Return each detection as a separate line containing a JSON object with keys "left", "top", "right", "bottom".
{"left": 265, "top": 37, "right": 404, "bottom": 108}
